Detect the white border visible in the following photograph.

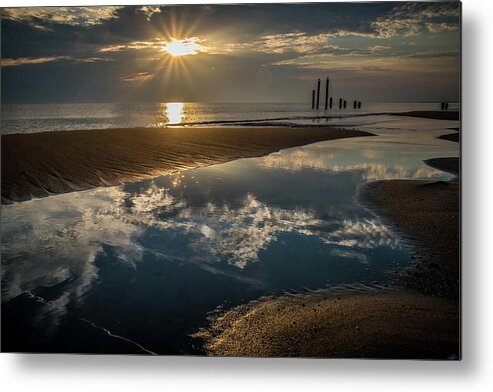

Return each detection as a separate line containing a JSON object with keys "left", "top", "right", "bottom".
{"left": 2, "top": 0, "right": 493, "bottom": 391}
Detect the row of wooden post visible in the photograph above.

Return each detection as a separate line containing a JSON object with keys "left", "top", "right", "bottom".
{"left": 441, "top": 102, "right": 449, "bottom": 110}
{"left": 311, "top": 77, "right": 361, "bottom": 110}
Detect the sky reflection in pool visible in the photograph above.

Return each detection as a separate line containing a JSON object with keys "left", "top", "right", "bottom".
{"left": 1, "top": 125, "right": 458, "bottom": 354}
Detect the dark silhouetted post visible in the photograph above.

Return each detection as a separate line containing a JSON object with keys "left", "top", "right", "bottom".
{"left": 324, "top": 77, "right": 329, "bottom": 110}
{"left": 339, "top": 98, "right": 342, "bottom": 109}
{"left": 441, "top": 102, "right": 444, "bottom": 110}
{"left": 329, "top": 97, "right": 333, "bottom": 109}
{"left": 343, "top": 100, "right": 347, "bottom": 109}
{"left": 312, "top": 90, "right": 315, "bottom": 109}
{"left": 316, "top": 79, "right": 321, "bottom": 109}
{"left": 353, "top": 100, "right": 357, "bottom": 109}
{"left": 445, "top": 102, "right": 449, "bottom": 110}
{"left": 358, "top": 101, "right": 361, "bottom": 109}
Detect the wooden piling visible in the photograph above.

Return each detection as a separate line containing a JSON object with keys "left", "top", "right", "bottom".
{"left": 339, "top": 98, "right": 342, "bottom": 109}
{"left": 343, "top": 100, "right": 347, "bottom": 109}
{"left": 324, "top": 77, "right": 329, "bottom": 110}
{"left": 329, "top": 97, "right": 333, "bottom": 109}
{"left": 316, "top": 79, "right": 321, "bottom": 109}
{"left": 353, "top": 100, "right": 357, "bottom": 109}
{"left": 358, "top": 101, "right": 361, "bottom": 109}
{"left": 312, "top": 90, "right": 315, "bottom": 109}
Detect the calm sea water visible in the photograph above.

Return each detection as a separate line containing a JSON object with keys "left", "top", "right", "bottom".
{"left": 1, "top": 102, "right": 460, "bottom": 134}
{"left": 1, "top": 115, "right": 459, "bottom": 354}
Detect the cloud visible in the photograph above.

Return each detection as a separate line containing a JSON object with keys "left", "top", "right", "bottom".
{"left": 426, "top": 23, "right": 459, "bottom": 33}
{"left": 136, "top": 6, "right": 162, "bottom": 21}
{"left": 2, "top": 6, "right": 123, "bottom": 29}
{"left": 207, "top": 32, "right": 383, "bottom": 59}
{"left": 98, "top": 40, "right": 163, "bottom": 53}
{"left": 118, "top": 187, "right": 401, "bottom": 269}
{"left": 324, "top": 218, "right": 400, "bottom": 250}
{"left": 370, "top": 2, "right": 460, "bottom": 38}
{"left": 120, "top": 72, "right": 154, "bottom": 82}
{"left": 367, "top": 45, "right": 391, "bottom": 52}
{"left": 261, "top": 143, "right": 446, "bottom": 181}
{"left": 1, "top": 187, "right": 143, "bottom": 322}
{"left": 1, "top": 56, "right": 71, "bottom": 67}
{"left": 270, "top": 50, "right": 460, "bottom": 73}
{"left": 2, "top": 55, "right": 114, "bottom": 67}
{"left": 98, "top": 45, "right": 127, "bottom": 53}
{"left": 404, "top": 51, "right": 460, "bottom": 59}
{"left": 257, "top": 32, "right": 333, "bottom": 54}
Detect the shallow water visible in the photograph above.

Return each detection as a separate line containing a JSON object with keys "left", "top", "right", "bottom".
{"left": 0, "top": 116, "right": 459, "bottom": 354}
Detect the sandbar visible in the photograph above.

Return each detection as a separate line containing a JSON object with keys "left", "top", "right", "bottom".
{"left": 1, "top": 127, "right": 372, "bottom": 203}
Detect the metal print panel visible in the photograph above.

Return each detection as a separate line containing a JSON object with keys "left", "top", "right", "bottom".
{"left": 0, "top": 2, "right": 461, "bottom": 358}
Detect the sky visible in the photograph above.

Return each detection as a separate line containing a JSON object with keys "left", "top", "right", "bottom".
{"left": 1, "top": 2, "right": 460, "bottom": 104}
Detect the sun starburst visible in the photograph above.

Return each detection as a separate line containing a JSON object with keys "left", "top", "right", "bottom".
{"left": 161, "top": 38, "right": 201, "bottom": 57}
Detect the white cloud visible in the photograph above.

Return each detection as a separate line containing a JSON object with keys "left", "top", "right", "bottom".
{"left": 370, "top": 2, "right": 460, "bottom": 38}
{"left": 1, "top": 187, "right": 143, "bottom": 324}
{"left": 3, "top": 6, "right": 123, "bottom": 28}
{"left": 136, "top": 6, "right": 162, "bottom": 21}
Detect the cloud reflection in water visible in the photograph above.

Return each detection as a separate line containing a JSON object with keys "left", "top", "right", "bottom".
{"left": 1, "top": 130, "right": 457, "bottom": 342}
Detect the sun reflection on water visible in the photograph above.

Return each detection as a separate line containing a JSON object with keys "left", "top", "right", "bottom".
{"left": 165, "top": 102, "right": 184, "bottom": 125}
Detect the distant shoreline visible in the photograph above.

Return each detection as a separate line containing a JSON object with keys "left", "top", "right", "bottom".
{"left": 0, "top": 110, "right": 460, "bottom": 136}
{"left": 1, "top": 126, "right": 372, "bottom": 204}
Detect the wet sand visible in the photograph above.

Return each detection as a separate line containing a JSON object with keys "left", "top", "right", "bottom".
{"left": 425, "top": 157, "right": 460, "bottom": 176}
{"left": 197, "top": 158, "right": 460, "bottom": 358}
{"left": 359, "top": 177, "right": 459, "bottom": 299}
{"left": 195, "top": 289, "right": 458, "bottom": 359}
{"left": 438, "top": 132, "right": 460, "bottom": 143}
{"left": 1, "top": 127, "right": 372, "bottom": 203}
{"left": 395, "top": 111, "right": 460, "bottom": 121}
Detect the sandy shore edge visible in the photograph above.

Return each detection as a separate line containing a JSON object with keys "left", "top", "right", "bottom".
{"left": 395, "top": 111, "right": 460, "bottom": 121}
{"left": 195, "top": 158, "right": 460, "bottom": 359}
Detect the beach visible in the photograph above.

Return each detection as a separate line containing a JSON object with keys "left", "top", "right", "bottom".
{"left": 196, "top": 156, "right": 460, "bottom": 358}
{"left": 1, "top": 113, "right": 460, "bottom": 356}
{"left": 1, "top": 126, "right": 372, "bottom": 203}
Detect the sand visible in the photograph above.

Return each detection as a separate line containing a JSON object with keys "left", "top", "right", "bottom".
{"left": 395, "top": 111, "right": 460, "bottom": 121}
{"left": 197, "top": 158, "right": 460, "bottom": 358}
{"left": 1, "top": 127, "right": 372, "bottom": 203}
{"left": 359, "top": 177, "right": 460, "bottom": 299}
{"left": 438, "top": 132, "right": 460, "bottom": 143}
{"left": 424, "top": 157, "right": 460, "bottom": 176}
{"left": 195, "top": 289, "right": 459, "bottom": 359}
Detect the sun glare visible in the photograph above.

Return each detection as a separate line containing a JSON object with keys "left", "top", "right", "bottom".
{"left": 166, "top": 102, "right": 185, "bottom": 124}
{"left": 162, "top": 38, "right": 200, "bottom": 57}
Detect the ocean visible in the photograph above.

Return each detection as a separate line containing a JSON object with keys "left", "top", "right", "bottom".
{"left": 1, "top": 102, "right": 460, "bottom": 135}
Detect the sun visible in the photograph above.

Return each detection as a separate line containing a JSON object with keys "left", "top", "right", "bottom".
{"left": 161, "top": 38, "right": 201, "bottom": 57}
